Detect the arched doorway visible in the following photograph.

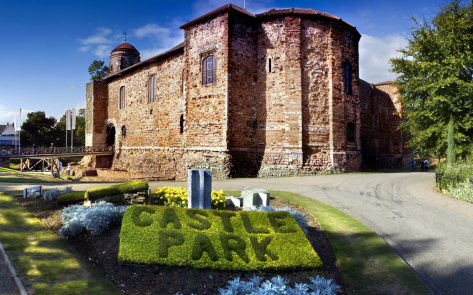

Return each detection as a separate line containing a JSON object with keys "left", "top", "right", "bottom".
{"left": 106, "top": 123, "right": 116, "bottom": 146}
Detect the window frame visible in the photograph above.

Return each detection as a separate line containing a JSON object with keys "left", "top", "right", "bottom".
{"left": 347, "top": 122, "right": 356, "bottom": 142}
{"left": 344, "top": 61, "right": 353, "bottom": 95}
{"left": 119, "top": 86, "right": 126, "bottom": 109}
{"left": 121, "top": 126, "right": 127, "bottom": 137}
{"left": 202, "top": 55, "right": 217, "bottom": 85}
{"left": 148, "top": 75, "right": 156, "bottom": 104}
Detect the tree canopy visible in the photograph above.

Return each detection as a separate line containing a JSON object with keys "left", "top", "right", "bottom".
{"left": 88, "top": 60, "right": 109, "bottom": 81}
{"left": 390, "top": 0, "right": 473, "bottom": 158}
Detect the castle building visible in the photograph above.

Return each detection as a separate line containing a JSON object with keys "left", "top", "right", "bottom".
{"left": 83, "top": 4, "right": 409, "bottom": 180}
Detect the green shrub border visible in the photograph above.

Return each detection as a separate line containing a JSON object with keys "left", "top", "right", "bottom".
{"left": 118, "top": 205, "right": 322, "bottom": 271}
{"left": 86, "top": 180, "right": 148, "bottom": 201}
{"left": 56, "top": 191, "right": 87, "bottom": 204}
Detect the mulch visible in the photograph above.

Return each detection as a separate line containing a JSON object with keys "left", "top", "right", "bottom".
{"left": 14, "top": 195, "right": 347, "bottom": 295}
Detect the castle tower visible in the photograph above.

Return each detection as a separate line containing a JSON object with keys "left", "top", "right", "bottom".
{"left": 108, "top": 43, "right": 140, "bottom": 74}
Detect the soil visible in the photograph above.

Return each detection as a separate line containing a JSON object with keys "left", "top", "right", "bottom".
{"left": 15, "top": 195, "right": 347, "bottom": 295}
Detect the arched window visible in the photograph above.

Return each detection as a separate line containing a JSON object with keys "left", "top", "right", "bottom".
{"left": 347, "top": 122, "right": 355, "bottom": 142}
{"left": 202, "top": 55, "right": 217, "bottom": 85}
{"left": 344, "top": 62, "right": 352, "bottom": 95}
{"left": 122, "top": 126, "right": 126, "bottom": 137}
{"left": 180, "top": 114, "right": 184, "bottom": 134}
{"left": 119, "top": 86, "right": 126, "bottom": 109}
{"left": 268, "top": 57, "right": 273, "bottom": 72}
{"left": 148, "top": 75, "right": 156, "bottom": 104}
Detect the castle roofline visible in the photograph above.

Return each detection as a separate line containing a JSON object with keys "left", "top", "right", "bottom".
{"left": 180, "top": 4, "right": 254, "bottom": 29}
{"left": 256, "top": 7, "right": 360, "bottom": 40}
{"left": 111, "top": 43, "right": 139, "bottom": 54}
{"left": 374, "top": 80, "right": 395, "bottom": 86}
{"left": 105, "top": 42, "right": 184, "bottom": 81}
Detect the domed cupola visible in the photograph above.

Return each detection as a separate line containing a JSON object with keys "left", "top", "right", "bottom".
{"left": 108, "top": 43, "right": 140, "bottom": 74}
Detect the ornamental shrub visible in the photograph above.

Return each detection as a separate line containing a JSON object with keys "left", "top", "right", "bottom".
{"left": 57, "top": 191, "right": 87, "bottom": 204}
{"left": 43, "top": 186, "right": 73, "bottom": 201}
{"left": 155, "top": 186, "right": 227, "bottom": 209}
{"left": 244, "top": 205, "right": 308, "bottom": 235}
{"left": 176, "top": 274, "right": 342, "bottom": 295}
{"left": 448, "top": 178, "right": 473, "bottom": 204}
{"left": 59, "top": 201, "right": 128, "bottom": 238}
{"left": 86, "top": 180, "right": 148, "bottom": 201}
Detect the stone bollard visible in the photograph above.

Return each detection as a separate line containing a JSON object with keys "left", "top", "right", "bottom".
{"left": 188, "top": 169, "right": 212, "bottom": 209}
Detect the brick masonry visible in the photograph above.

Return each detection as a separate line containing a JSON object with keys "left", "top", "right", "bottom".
{"left": 83, "top": 4, "right": 408, "bottom": 180}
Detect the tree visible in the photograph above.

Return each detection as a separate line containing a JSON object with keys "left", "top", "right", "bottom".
{"left": 390, "top": 0, "right": 473, "bottom": 158}
{"left": 88, "top": 60, "right": 109, "bottom": 81}
{"left": 55, "top": 108, "right": 86, "bottom": 147}
{"left": 447, "top": 115, "right": 456, "bottom": 165}
{"left": 20, "top": 112, "right": 59, "bottom": 148}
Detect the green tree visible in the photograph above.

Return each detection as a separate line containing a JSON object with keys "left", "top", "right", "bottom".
{"left": 447, "top": 116, "right": 456, "bottom": 165}
{"left": 55, "top": 108, "right": 86, "bottom": 147}
{"left": 390, "top": 0, "right": 473, "bottom": 158}
{"left": 20, "top": 111, "right": 59, "bottom": 148}
{"left": 88, "top": 60, "right": 109, "bottom": 81}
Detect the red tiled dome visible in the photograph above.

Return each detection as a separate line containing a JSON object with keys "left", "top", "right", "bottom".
{"left": 111, "top": 43, "right": 139, "bottom": 54}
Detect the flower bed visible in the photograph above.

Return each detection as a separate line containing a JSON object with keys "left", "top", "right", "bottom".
{"left": 118, "top": 206, "right": 322, "bottom": 271}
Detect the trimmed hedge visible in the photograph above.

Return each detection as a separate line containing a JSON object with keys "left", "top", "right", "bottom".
{"left": 118, "top": 205, "right": 322, "bottom": 271}
{"left": 86, "top": 181, "right": 149, "bottom": 201}
{"left": 57, "top": 191, "right": 87, "bottom": 204}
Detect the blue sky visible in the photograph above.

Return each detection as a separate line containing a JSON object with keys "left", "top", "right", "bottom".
{"left": 0, "top": 0, "right": 440, "bottom": 125}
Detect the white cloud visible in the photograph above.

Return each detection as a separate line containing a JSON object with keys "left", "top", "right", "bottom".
{"left": 78, "top": 46, "right": 90, "bottom": 52}
{"left": 359, "top": 34, "right": 408, "bottom": 83}
{"left": 133, "top": 22, "right": 184, "bottom": 60}
{"left": 0, "top": 106, "right": 35, "bottom": 127}
{"left": 73, "top": 101, "right": 86, "bottom": 110}
{"left": 94, "top": 45, "right": 112, "bottom": 59}
{"left": 78, "top": 27, "right": 120, "bottom": 58}
{"left": 70, "top": 85, "right": 76, "bottom": 90}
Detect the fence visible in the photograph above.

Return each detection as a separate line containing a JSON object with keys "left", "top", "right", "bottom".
{"left": 0, "top": 146, "right": 114, "bottom": 158}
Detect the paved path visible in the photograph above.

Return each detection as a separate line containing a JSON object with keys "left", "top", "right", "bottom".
{"left": 2, "top": 172, "right": 473, "bottom": 294}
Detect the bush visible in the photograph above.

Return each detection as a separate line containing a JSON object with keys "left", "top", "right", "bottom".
{"left": 57, "top": 192, "right": 87, "bottom": 204}
{"left": 244, "top": 205, "right": 308, "bottom": 235}
{"left": 176, "top": 275, "right": 342, "bottom": 295}
{"left": 86, "top": 180, "right": 148, "bottom": 201}
{"left": 59, "top": 201, "right": 128, "bottom": 238}
{"left": 155, "top": 186, "right": 227, "bottom": 210}
{"left": 43, "top": 186, "right": 73, "bottom": 201}
{"left": 436, "top": 162, "right": 473, "bottom": 192}
{"left": 448, "top": 178, "right": 473, "bottom": 203}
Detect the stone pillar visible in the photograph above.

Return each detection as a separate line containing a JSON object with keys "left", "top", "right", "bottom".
{"left": 188, "top": 169, "right": 212, "bottom": 209}
{"left": 283, "top": 15, "right": 303, "bottom": 165}
{"left": 85, "top": 80, "right": 107, "bottom": 147}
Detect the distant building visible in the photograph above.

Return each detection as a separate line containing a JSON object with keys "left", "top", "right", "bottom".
{"left": 0, "top": 123, "right": 18, "bottom": 148}
{"left": 83, "top": 4, "right": 409, "bottom": 180}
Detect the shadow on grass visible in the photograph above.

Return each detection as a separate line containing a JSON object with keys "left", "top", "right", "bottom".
{"left": 0, "top": 191, "right": 120, "bottom": 295}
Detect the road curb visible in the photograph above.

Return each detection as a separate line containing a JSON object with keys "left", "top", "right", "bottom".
{"left": 0, "top": 239, "right": 28, "bottom": 295}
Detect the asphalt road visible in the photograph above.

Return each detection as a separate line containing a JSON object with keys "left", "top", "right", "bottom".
{"left": 2, "top": 172, "right": 473, "bottom": 294}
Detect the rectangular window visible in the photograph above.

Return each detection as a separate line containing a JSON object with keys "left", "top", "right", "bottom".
{"left": 148, "top": 76, "right": 156, "bottom": 103}
{"left": 120, "top": 86, "right": 126, "bottom": 109}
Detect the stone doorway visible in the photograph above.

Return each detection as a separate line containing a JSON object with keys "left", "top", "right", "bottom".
{"left": 106, "top": 124, "right": 116, "bottom": 146}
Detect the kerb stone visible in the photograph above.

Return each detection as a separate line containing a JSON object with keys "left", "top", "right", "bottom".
{"left": 188, "top": 169, "right": 212, "bottom": 209}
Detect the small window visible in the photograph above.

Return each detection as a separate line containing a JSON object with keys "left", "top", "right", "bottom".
{"left": 182, "top": 69, "right": 185, "bottom": 95}
{"left": 268, "top": 58, "right": 273, "bottom": 72}
{"left": 122, "top": 126, "right": 127, "bottom": 137}
{"left": 119, "top": 86, "right": 126, "bottom": 109}
{"left": 347, "top": 122, "right": 355, "bottom": 142}
{"left": 148, "top": 76, "right": 156, "bottom": 103}
{"left": 344, "top": 62, "right": 352, "bottom": 95}
{"left": 202, "top": 55, "right": 217, "bottom": 85}
{"left": 180, "top": 114, "right": 184, "bottom": 134}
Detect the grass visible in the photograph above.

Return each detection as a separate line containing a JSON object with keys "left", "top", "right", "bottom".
{"left": 0, "top": 177, "right": 54, "bottom": 183}
{"left": 0, "top": 191, "right": 120, "bottom": 295}
{"left": 0, "top": 167, "right": 21, "bottom": 173}
{"left": 270, "top": 190, "right": 431, "bottom": 295}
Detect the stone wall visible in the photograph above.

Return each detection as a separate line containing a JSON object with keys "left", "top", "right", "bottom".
{"left": 85, "top": 80, "right": 107, "bottom": 147}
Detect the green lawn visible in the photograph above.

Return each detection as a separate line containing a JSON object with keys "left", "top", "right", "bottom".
{"left": 0, "top": 167, "right": 21, "bottom": 173}
{"left": 271, "top": 190, "right": 431, "bottom": 295}
{"left": 0, "top": 191, "right": 120, "bottom": 295}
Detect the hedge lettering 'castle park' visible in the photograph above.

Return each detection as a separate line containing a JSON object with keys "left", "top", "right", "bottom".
{"left": 82, "top": 4, "right": 410, "bottom": 180}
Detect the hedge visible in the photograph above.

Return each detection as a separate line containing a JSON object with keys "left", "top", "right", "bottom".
{"left": 57, "top": 192, "right": 87, "bottom": 204}
{"left": 118, "top": 205, "right": 322, "bottom": 271}
{"left": 86, "top": 181, "right": 149, "bottom": 201}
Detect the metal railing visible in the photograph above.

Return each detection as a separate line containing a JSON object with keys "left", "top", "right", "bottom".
{"left": 0, "top": 146, "right": 114, "bottom": 158}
